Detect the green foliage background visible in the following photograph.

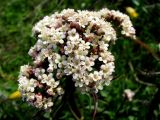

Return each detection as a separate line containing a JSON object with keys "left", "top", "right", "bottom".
{"left": 0, "top": 0, "right": 160, "bottom": 119}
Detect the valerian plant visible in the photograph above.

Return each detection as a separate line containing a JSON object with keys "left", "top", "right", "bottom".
{"left": 18, "top": 8, "right": 136, "bottom": 118}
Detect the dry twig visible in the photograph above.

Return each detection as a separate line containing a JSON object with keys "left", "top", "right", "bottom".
{"left": 128, "top": 61, "right": 157, "bottom": 87}
{"left": 131, "top": 37, "right": 160, "bottom": 61}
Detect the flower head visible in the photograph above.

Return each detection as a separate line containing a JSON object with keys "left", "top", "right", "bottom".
{"left": 18, "top": 8, "right": 136, "bottom": 109}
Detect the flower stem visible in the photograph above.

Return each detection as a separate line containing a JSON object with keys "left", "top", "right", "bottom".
{"left": 92, "top": 92, "right": 98, "bottom": 120}
{"left": 66, "top": 75, "right": 81, "bottom": 119}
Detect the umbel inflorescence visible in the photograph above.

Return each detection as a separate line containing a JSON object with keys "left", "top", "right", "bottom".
{"left": 18, "top": 8, "right": 136, "bottom": 109}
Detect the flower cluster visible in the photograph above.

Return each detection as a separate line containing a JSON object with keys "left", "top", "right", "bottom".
{"left": 98, "top": 8, "right": 136, "bottom": 39}
{"left": 18, "top": 8, "right": 136, "bottom": 109}
{"left": 18, "top": 64, "right": 64, "bottom": 109}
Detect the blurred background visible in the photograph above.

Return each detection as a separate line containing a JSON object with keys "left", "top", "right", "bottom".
{"left": 0, "top": 0, "right": 160, "bottom": 119}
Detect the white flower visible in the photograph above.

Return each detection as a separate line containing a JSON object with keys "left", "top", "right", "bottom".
{"left": 64, "top": 43, "right": 74, "bottom": 55}
{"left": 99, "top": 51, "right": 114, "bottom": 63}
{"left": 19, "top": 65, "right": 32, "bottom": 77}
{"left": 123, "top": 89, "right": 135, "bottom": 101}
{"left": 89, "top": 71, "right": 102, "bottom": 82}
{"left": 83, "top": 57, "right": 94, "bottom": 71}
{"left": 74, "top": 49, "right": 88, "bottom": 60}
{"left": 67, "top": 28, "right": 79, "bottom": 41}
{"left": 101, "top": 62, "right": 115, "bottom": 76}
